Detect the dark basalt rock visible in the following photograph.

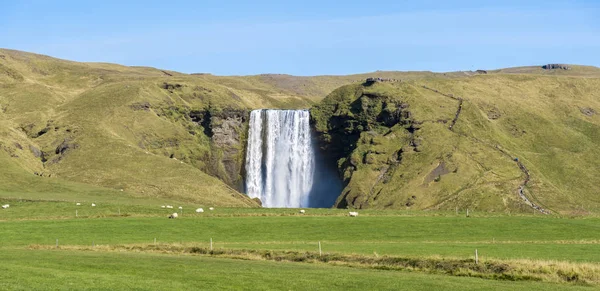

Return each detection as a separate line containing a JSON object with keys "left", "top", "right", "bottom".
{"left": 542, "top": 64, "right": 571, "bottom": 70}
{"left": 55, "top": 139, "right": 79, "bottom": 155}
{"left": 161, "top": 82, "right": 183, "bottom": 90}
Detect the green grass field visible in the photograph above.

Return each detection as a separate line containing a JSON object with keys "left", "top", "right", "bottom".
{"left": 2, "top": 250, "right": 591, "bottom": 291}
{"left": 1, "top": 200, "right": 600, "bottom": 289}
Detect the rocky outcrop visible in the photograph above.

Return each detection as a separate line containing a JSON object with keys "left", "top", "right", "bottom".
{"left": 542, "top": 64, "right": 571, "bottom": 70}
{"left": 189, "top": 108, "right": 248, "bottom": 190}
{"left": 48, "top": 138, "right": 79, "bottom": 164}
{"left": 129, "top": 102, "right": 151, "bottom": 111}
{"left": 161, "top": 82, "right": 183, "bottom": 90}
{"left": 580, "top": 107, "right": 596, "bottom": 117}
{"left": 311, "top": 84, "right": 414, "bottom": 208}
{"left": 364, "top": 78, "right": 399, "bottom": 85}
{"left": 55, "top": 139, "right": 78, "bottom": 155}
{"left": 29, "top": 145, "right": 42, "bottom": 158}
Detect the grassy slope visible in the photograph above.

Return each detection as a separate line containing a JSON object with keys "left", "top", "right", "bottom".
{"left": 0, "top": 49, "right": 318, "bottom": 206}
{"left": 311, "top": 74, "right": 600, "bottom": 214}
{"left": 416, "top": 75, "right": 600, "bottom": 214}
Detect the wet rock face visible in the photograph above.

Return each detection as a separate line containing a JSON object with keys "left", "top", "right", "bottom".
{"left": 212, "top": 112, "right": 246, "bottom": 187}
{"left": 190, "top": 108, "right": 248, "bottom": 190}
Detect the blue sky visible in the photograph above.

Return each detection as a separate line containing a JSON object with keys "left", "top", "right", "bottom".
{"left": 1, "top": 0, "right": 599, "bottom": 75}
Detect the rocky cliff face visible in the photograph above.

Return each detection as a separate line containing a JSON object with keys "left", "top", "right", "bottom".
{"left": 189, "top": 108, "right": 248, "bottom": 191}
{"left": 309, "top": 80, "right": 531, "bottom": 212}
{"left": 311, "top": 82, "right": 416, "bottom": 208}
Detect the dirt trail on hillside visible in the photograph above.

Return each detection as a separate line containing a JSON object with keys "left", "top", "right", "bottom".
{"left": 420, "top": 86, "right": 463, "bottom": 131}
{"left": 420, "top": 85, "right": 549, "bottom": 214}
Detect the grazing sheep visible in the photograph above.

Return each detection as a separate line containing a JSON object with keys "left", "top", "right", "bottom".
{"left": 1, "top": 204, "right": 9, "bottom": 209}
{"left": 348, "top": 211, "right": 359, "bottom": 217}
{"left": 299, "top": 209, "right": 305, "bottom": 214}
{"left": 209, "top": 207, "right": 214, "bottom": 211}
{"left": 76, "top": 203, "right": 81, "bottom": 206}
{"left": 178, "top": 206, "right": 183, "bottom": 209}
{"left": 166, "top": 205, "right": 173, "bottom": 209}
{"left": 196, "top": 208, "right": 204, "bottom": 213}
{"left": 91, "top": 203, "right": 96, "bottom": 207}
{"left": 161, "top": 205, "right": 166, "bottom": 208}
{"left": 168, "top": 212, "right": 178, "bottom": 219}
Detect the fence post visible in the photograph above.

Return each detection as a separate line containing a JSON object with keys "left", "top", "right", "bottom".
{"left": 318, "top": 241, "right": 322, "bottom": 257}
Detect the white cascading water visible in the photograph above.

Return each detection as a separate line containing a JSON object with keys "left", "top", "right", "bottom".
{"left": 245, "top": 109, "right": 315, "bottom": 208}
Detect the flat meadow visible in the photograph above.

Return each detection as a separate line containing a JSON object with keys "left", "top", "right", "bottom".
{"left": 1, "top": 198, "right": 600, "bottom": 290}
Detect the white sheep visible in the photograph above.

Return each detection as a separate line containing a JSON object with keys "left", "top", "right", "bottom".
{"left": 178, "top": 206, "right": 183, "bottom": 209}
{"left": 209, "top": 207, "right": 214, "bottom": 211}
{"left": 161, "top": 205, "right": 166, "bottom": 208}
{"left": 91, "top": 203, "right": 96, "bottom": 207}
{"left": 1, "top": 204, "right": 9, "bottom": 209}
{"left": 299, "top": 209, "right": 305, "bottom": 214}
{"left": 348, "top": 211, "right": 359, "bottom": 217}
{"left": 196, "top": 208, "right": 204, "bottom": 213}
{"left": 166, "top": 205, "right": 173, "bottom": 209}
{"left": 76, "top": 203, "right": 81, "bottom": 206}
{"left": 168, "top": 212, "right": 178, "bottom": 219}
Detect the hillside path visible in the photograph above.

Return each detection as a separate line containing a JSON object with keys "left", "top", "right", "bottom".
{"left": 420, "top": 85, "right": 549, "bottom": 214}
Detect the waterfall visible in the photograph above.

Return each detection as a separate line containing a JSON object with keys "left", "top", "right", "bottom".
{"left": 245, "top": 109, "right": 315, "bottom": 208}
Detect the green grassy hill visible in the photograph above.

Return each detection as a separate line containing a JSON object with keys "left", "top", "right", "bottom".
{"left": 1, "top": 49, "right": 599, "bottom": 213}
{"left": 312, "top": 75, "right": 600, "bottom": 214}
{"left": 0, "top": 49, "right": 296, "bottom": 206}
